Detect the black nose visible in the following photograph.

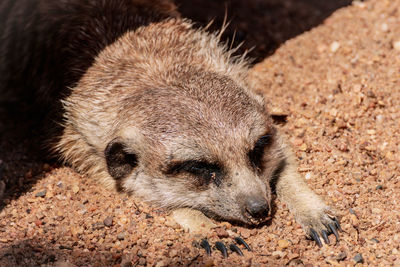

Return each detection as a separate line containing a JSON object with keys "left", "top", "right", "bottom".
{"left": 245, "top": 197, "right": 270, "bottom": 219}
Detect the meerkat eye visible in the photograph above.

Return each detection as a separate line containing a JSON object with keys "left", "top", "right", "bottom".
{"left": 248, "top": 132, "right": 274, "bottom": 171}
{"left": 166, "top": 160, "right": 223, "bottom": 187}
{"left": 104, "top": 140, "right": 138, "bottom": 184}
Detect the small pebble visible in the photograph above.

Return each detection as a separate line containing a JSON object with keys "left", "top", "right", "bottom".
{"left": 103, "top": 216, "right": 113, "bottom": 227}
{"left": 117, "top": 232, "right": 125, "bottom": 240}
{"left": 299, "top": 143, "right": 308, "bottom": 151}
{"left": 92, "top": 222, "right": 105, "bottom": 230}
{"left": 335, "top": 251, "right": 347, "bottom": 261}
{"left": 72, "top": 185, "right": 80, "bottom": 194}
{"left": 380, "top": 23, "right": 389, "bottom": 32}
{"left": 155, "top": 260, "right": 167, "bottom": 267}
{"left": 350, "top": 214, "right": 359, "bottom": 226}
{"left": 353, "top": 253, "right": 364, "bottom": 263}
{"left": 277, "top": 239, "right": 290, "bottom": 249}
{"left": 330, "top": 41, "right": 341, "bottom": 53}
{"left": 376, "top": 185, "right": 383, "bottom": 190}
{"left": 272, "top": 250, "right": 286, "bottom": 259}
{"left": 393, "top": 40, "right": 400, "bottom": 51}
{"left": 240, "top": 229, "right": 251, "bottom": 239}
{"left": 35, "top": 190, "right": 47, "bottom": 198}
{"left": 270, "top": 107, "right": 288, "bottom": 117}
{"left": 292, "top": 138, "right": 304, "bottom": 146}
{"left": 46, "top": 191, "right": 54, "bottom": 198}
{"left": 220, "top": 221, "right": 232, "bottom": 229}
{"left": 338, "top": 142, "right": 349, "bottom": 152}
{"left": 215, "top": 227, "right": 229, "bottom": 238}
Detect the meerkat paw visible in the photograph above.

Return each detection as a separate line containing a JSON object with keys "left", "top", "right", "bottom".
{"left": 296, "top": 206, "right": 342, "bottom": 247}
{"left": 170, "top": 208, "right": 217, "bottom": 234}
{"left": 170, "top": 208, "right": 252, "bottom": 258}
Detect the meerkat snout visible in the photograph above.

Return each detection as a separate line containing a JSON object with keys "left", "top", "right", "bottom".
{"left": 243, "top": 195, "right": 270, "bottom": 221}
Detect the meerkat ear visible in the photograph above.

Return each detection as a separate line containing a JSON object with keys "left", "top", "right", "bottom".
{"left": 104, "top": 139, "right": 138, "bottom": 181}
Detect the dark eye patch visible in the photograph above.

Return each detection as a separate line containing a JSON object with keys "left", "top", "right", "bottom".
{"left": 165, "top": 160, "right": 223, "bottom": 187}
{"left": 104, "top": 140, "right": 138, "bottom": 191}
{"left": 248, "top": 131, "right": 275, "bottom": 172}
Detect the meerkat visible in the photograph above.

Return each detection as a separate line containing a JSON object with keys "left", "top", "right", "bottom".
{"left": 0, "top": 0, "right": 340, "bottom": 245}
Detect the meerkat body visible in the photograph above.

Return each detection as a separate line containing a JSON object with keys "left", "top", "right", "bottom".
{"left": 0, "top": 0, "right": 339, "bottom": 242}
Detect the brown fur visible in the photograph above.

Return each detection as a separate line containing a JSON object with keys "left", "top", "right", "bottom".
{"left": 1, "top": 0, "right": 338, "bottom": 238}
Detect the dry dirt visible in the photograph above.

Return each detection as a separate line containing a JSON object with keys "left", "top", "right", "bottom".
{"left": 1, "top": 0, "right": 400, "bottom": 266}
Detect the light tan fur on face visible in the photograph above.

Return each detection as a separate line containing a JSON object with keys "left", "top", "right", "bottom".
{"left": 56, "top": 17, "right": 337, "bottom": 238}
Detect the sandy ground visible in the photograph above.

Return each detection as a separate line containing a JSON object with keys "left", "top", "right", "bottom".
{"left": 1, "top": 0, "right": 400, "bottom": 266}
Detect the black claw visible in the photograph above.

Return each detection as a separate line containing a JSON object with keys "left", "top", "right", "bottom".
{"left": 215, "top": 241, "right": 228, "bottom": 258}
{"left": 229, "top": 243, "right": 244, "bottom": 256}
{"left": 200, "top": 239, "right": 211, "bottom": 256}
{"left": 321, "top": 230, "right": 330, "bottom": 244}
{"left": 334, "top": 218, "right": 343, "bottom": 232}
{"left": 310, "top": 228, "right": 322, "bottom": 247}
{"left": 329, "top": 223, "right": 340, "bottom": 241}
{"left": 234, "top": 236, "right": 252, "bottom": 251}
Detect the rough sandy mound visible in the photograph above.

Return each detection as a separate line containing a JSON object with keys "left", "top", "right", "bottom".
{"left": 1, "top": 0, "right": 399, "bottom": 266}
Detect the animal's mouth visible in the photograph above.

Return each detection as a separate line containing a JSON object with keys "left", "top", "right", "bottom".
{"left": 201, "top": 207, "right": 271, "bottom": 226}
{"left": 244, "top": 214, "right": 271, "bottom": 225}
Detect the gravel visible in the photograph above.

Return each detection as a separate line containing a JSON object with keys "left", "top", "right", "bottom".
{"left": 336, "top": 251, "right": 347, "bottom": 261}
{"left": 35, "top": 190, "right": 47, "bottom": 198}
{"left": 353, "top": 253, "right": 364, "bottom": 264}
{"left": 1, "top": 0, "right": 400, "bottom": 266}
{"left": 103, "top": 216, "right": 114, "bottom": 227}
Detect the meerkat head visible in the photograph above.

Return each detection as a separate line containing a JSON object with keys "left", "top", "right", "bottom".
{"left": 100, "top": 69, "right": 284, "bottom": 225}
{"left": 58, "top": 20, "right": 285, "bottom": 226}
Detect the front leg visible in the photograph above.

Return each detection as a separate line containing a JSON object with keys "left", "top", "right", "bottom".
{"left": 170, "top": 208, "right": 252, "bottom": 258}
{"left": 170, "top": 208, "right": 217, "bottom": 234}
{"left": 276, "top": 144, "right": 341, "bottom": 246}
